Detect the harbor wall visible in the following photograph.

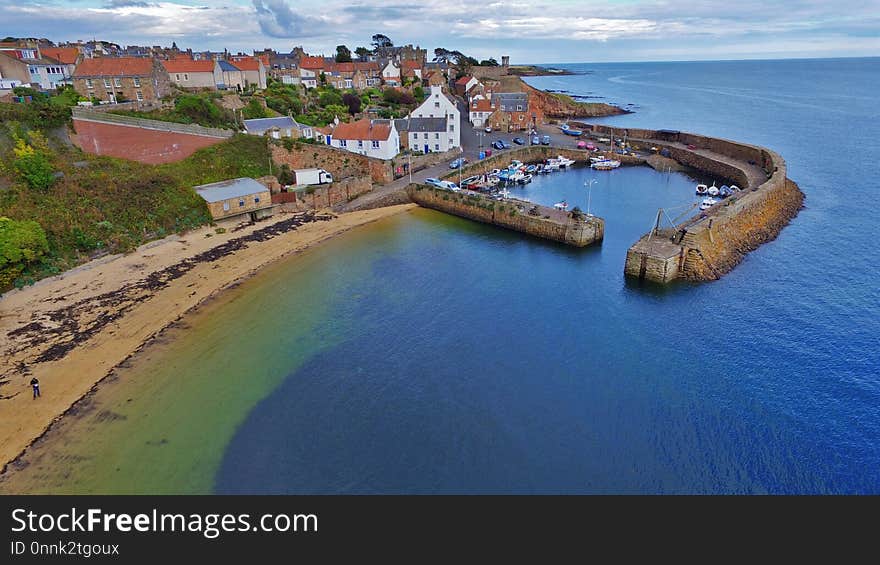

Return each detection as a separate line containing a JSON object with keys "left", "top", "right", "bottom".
{"left": 617, "top": 126, "right": 804, "bottom": 282}
{"left": 406, "top": 184, "right": 604, "bottom": 247}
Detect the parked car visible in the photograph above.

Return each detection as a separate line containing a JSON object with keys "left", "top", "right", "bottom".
{"left": 686, "top": 144, "right": 698, "bottom": 150}
{"left": 495, "top": 140, "right": 511, "bottom": 149}
{"left": 512, "top": 137, "right": 525, "bottom": 145}
{"left": 484, "top": 126, "right": 492, "bottom": 133}
{"left": 531, "top": 136, "right": 540, "bottom": 145}
{"left": 425, "top": 177, "right": 444, "bottom": 188}
{"left": 449, "top": 157, "right": 469, "bottom": 169}
{"left": 541, "top": 135, "right": 551, "bottom": 145}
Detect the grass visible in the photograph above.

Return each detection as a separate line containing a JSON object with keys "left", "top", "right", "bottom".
{"left": 0, "top": 133, "right": 272, "bottom": 289}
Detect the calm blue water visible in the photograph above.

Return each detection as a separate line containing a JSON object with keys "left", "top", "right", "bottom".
{"left": 217, "top": 59, "right": 880, "bottom": 494}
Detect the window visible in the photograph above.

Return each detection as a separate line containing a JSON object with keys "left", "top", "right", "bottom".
{"left": 434, "top": 133, "right": 439, "bottom": 139}
{"left": 372, "top": 140, "right": 380, "bottom": 148}
{"left": 254, "top": 196, "right": 260, "bottom": 203}
{"left": 239, "top": 200, "right": 245, "bottom": 207}
{"left": 358, "top": 140, "right": 364, "bottom": 148}
{"left": 133, "top": 77, "right": 141, "bottom": 87}
{"left": 517, "top": 105, "right": 523, "bottom": 111}
{"left": 434, "top": 144, "right": 440, "bottom": 151}
{"left": 223, "top": 201, "right": 230, "bottom": 212}
{"left": 412, "top": 133, "right": 418, "bottom": 140}
{"left": 449, "top": 124, "right": 454, "bottom": 132}
{"left": 103, "top": 78, "right": 111, "bottom": 88}
{"left": 339, "top": 140, "right": 347, "bottom": 147}
{"left": 184, "top": 74, "right": 189, "bottom": 81}
{"left": 85, "top": 79, "right": 93, "bottom": 89}
{"left": 423, "top": 133, "right": 428, "bottom": 139}
{"left": 136, "top": 90, "right": 144, "bottom": 102}
{"left": 114, "top": 78, "right": 122, "bottom": 88}
{"left": 434, "top": 102, "right": 440, "bottom": 108}
{"left": 175, "top": 74, "right": 181, "bottom": 81}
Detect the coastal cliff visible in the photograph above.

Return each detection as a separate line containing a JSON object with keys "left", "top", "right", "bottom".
{"left": 520, "top": 80, "right": 626, "bottom": 119}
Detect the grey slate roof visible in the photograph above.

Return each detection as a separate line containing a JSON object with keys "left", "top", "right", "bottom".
{"left": 195, "top": 178, "right": 266, "bottom": 203}
{"left": 243, "top": 116, "right": 298, "bottom": 135}
{"left": 217, "top": 60, "right": 238, "bottom": 72}
{"left": 396, "top": 117, "right": 447, "bottom": 133}
{"left": 491, "top": 92, "right": 528, "bottom": 112}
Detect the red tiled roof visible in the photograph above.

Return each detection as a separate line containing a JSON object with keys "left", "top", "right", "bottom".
{"left": 162, "top": 59, "right": 216, "bottom": 73}
{"left": 402, "top": 60, "right": 421, "bottom": 70}
{"left": 470, "top": 98, "right": 493, "bottom": 112}
{"left": 300, "top": 56, "right": 324, "bottom": 70}
{"left": 256, "top": 54, "right": 271, "bottom": 67}
{"left": 73, "top": 57, "right": 154, "bottom": 77}
{"left": 41, "top": 47, "right": 79, "bottom": 65}
{"left": 229, "top": 56, "right": 261, "bottom": 71}
{"left": 455, "top": 75, "right": 473, "bottom": 85}
{"left": 332, "top": 119, "right": 392, "bottom": 141}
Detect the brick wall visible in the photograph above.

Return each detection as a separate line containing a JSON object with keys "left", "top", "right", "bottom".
{"left": 71, "top": 119, "right": 227, "bottom": 164}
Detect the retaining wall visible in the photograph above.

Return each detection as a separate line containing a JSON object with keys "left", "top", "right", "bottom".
{"left": 406, "top": 184, "right": 604, "bottom": 247}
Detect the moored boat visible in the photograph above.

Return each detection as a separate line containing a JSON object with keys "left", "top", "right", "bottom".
{"left": 699, "top": 197, "right": 718, "bottom": 210}
{"left": 591, "top": 159, "right": 621, "bottom": 170}
{"left": 707, "top": 183, "right": 720, "bottom": 197}
{"left": 553, "top": 200, "right": 569, "bottom": 210}
{"left": 696, "top": 183, "right": 708, "bottom": 195}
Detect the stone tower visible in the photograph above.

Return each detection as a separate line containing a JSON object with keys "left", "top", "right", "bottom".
{"left": 502, "top": 55, "right": 509, "bottom": 69}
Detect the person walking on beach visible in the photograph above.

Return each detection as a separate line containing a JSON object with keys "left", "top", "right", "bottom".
{"left": 30, "top": 377, "right": 40, "bottom": 399}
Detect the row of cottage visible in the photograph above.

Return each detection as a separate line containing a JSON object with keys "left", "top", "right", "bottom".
{"left": 0, "top": 40, "right": 445, "bottom": 104}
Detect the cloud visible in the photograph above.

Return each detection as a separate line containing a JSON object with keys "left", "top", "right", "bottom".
{"left": 252, "top": 0, "right": 325, "bottom": 38}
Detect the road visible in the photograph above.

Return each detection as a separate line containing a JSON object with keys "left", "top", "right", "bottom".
{"left": 340, "top": 99, "right": 617, "bottom": 212}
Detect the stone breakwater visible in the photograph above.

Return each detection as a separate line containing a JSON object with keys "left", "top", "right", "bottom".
{"left": 406, "top": 185, "right": 604, "bottom": 248}
{"left": 573, "top": 124, "right": 807, "bottom": 283}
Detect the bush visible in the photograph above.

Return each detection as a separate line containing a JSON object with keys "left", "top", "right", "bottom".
{"left": 12, "top": 136, "right": 55, "bottom": 191}
{"left": 0, "top": 216, "right": 49, "bottom": 288}
{"left": 241, "top": 98, "right": 268, "bottom": 120}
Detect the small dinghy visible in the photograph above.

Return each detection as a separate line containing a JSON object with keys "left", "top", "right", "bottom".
{"left": 699, "top": 197, "right": 718, "bottom": 211}
{"left": 707, "top": 184, "right": 720, "bottom": 197}
{"left": 695, "top": 184, "right": 708, "bottom": 195}
{"left": 554, "top": 200, "right": 569, "bottom": 210}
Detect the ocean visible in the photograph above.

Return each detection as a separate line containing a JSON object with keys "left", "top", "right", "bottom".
{"left": 9, "top": 58, "right": 879, "bottom": 494}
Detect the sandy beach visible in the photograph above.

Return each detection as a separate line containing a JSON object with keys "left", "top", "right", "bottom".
{"left": 0, "top": 204, "right": 415, "bottom": 471}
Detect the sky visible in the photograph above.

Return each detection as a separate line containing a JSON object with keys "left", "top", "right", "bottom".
{"left": 2, "top": 0, "right": 879, "bottom": 63}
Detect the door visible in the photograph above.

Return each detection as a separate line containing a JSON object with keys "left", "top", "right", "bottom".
{"left": 424, "top": 144, "right": 429, "bottom": 153}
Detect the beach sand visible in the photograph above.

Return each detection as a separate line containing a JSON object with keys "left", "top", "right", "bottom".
{"left": 0, "top": 204, "right": 416, "bottom": 471}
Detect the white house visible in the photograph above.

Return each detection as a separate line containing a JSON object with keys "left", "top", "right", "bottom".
{"left": 300, "top": 67, "right": 318, "bottom": 89}
{"left": 330, "top": 118, "right": 400, "bottom": 160}
{"left": 381, "top": 60, "right": 400, "bottom": 86}
{"left": 243, "top": 116, "right": 312, "bottom": 139}
{"left": 410, "top": 85, "right": 460, "bottom": 150}
{"left": 469, "top": 96, "right": 493, "bottom": 127}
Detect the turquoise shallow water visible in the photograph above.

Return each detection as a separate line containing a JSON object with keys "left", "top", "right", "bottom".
{"left": 214, "top": 58, "right": 880, "bottom": 494}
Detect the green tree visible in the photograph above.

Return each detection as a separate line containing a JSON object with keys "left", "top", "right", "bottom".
{"left": 241, "top": 98, "right": 268, "bottom": 119}
{"left": 12, "top": 136, "right": 54, "bottom": 190}
{"left": 0, "top": 217, "right": 49, "bottom": 288}
{"left": 335, "top": 45, "right": 352, "bottom": 63}
{"left": 479, "top": 58, "right": 499, "bottom": 66}
{"left": 354, "top": 46, "right": 371, "bottom": 60}
{"left": 318, "top": 89, "right": 343, "bottom": 108}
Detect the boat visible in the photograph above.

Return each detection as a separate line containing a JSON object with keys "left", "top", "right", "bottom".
{"left": 707, "top": 183, "right": 720, "bottom": 197}
{"left": 553, "top": 200, "right": 569, "bottom": 210}
{"left": 510, "top": 160, "right": 524, "bottom": 170}
{"left": 719, "top": 185, "right": 732, "bottom": 198}
{"left": 559, "top": 124, "right": 583, "bottom": 136}
{"left": 525, "top": 164, "right": 537, "bottom": 174}
{"left": 519, "top": 174, "right": 533, "bottom": 184}
{"left": 591, "top": 159, "right": 621, "bottom": 170}
{"left": 543, "top": 160, "right": 560, "bottom": 172}
{"left": 699, "top": 197, "right": 718, "bottom": 211}
{"left": 730, "top": 185, "right": 740, "bottom": 192}
{"left": 591, "top": 155, "right": 609, "bottom": 164}
{"left": 555, "top": 155, "right": 576, "bottom": 168}
{"left": 695, "top": 183, "right": 708, "bottom": 195}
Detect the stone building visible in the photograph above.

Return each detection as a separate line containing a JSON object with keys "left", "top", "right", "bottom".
{"left": 72, "top": 57, "right": 171, "bottom": 104}
{"left": 195, "top": 177, "right": 275, "bottom": 223}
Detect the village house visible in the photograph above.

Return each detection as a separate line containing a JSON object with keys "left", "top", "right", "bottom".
{"left": 381, "top": 60, "right": 401, "bottom": 86}
{"left": 409, "top": 85, "right": 460, "bottom": 150}
{"left": 454, "top": 75, "right": 480, "bottom": 96}
{"left": 0, "top": 42, "right": 77, "bottom": 90}
{"left": 330, "top": 118, "right": 400, "bottom": 160}
{"left": 424, "top": 70, "right": 446, "bottom": 89}
{"left": 401, "top": 60, "right": 423, "bottom": 80}
{"left": 243, "top": 116, "right": 312, "bottom": 139}
{"left": 398, "top": 117, "right": 454, "bottom": 154}
{"left": 469, "top": 97, "right": 494, "bottom": 127}
{"left": 487, "top": 92, "right": 544, "bottom": 132}
{"left": 72, "top": 57, "right": 171, "bottom": 104}
{"left": 162, "top": 58, "right": 222, "bottom": 90}
{"left": 227, "top": 55, "right": 267, "bottom": 89}
{"left": 195, "top": 177, "right": 276, "bottom": 224}
{"left": 217, "top": 60, "right": 244, "bottom": 90}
